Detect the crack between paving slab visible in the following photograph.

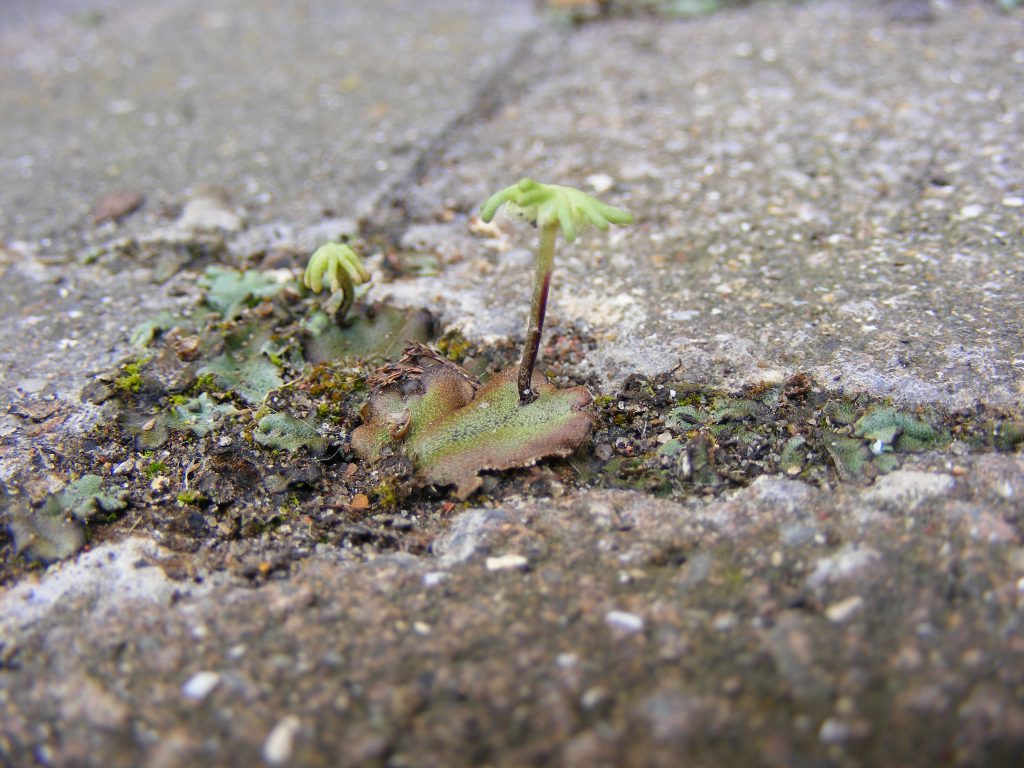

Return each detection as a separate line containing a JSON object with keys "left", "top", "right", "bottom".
{"left": 361, "top": 25, "right": 564, "bottom": 245}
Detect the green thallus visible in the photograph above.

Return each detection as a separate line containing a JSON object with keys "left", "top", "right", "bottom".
{"left": 303, "top": 242, "right": 370, "bottom": 322}
{"left": 480, "top": 178, "right": 633, "bottom": 404}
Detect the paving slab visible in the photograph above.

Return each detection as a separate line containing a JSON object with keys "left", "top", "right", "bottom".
{"left": 3, "top": 454, "right": 1024, "bottom": 766}
{"left": 384, "top": 0, "right": 1024, "bottom": 409}
{"left": 2, "top": 1, "right": 1024, "bottom": 767}
{"left": 0, "top": 0, "right": 538, "bottom": 402}
{"left": 1, "top": 0, "right": 537, "bottom": 243}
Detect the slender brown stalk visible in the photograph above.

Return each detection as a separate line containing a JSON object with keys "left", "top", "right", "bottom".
{"left": 334, "top": 274, "right": 355, "bottom": 326}
{"left": 518, "top": 222, "right": 558, "bottom": 403}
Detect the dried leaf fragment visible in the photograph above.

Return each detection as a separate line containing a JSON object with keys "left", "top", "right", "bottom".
{"left": 93, "top": 190, "right": 144, "bottom": 224}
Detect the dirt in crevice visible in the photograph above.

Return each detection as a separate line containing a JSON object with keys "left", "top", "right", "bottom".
{"left": 2, "top": 276, "right": 1021, "bottom": 589}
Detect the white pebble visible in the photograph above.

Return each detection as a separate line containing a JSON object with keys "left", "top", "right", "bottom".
{"left": 181, "top": 671, "right": 220, "bottom": 701}
{"left": 111, "top": 458, "right": 134, "bottom": 475}
{"left": 819, "top": 717, "right": 869, "bottom": 744}
{"left": 178, "top": 195, "right": 242, "bottom": 232}
{"left": 819, "top": 718, "right": 851, "bottom": 744}
{"left": 712, "top": 612, "right": 737, "bottom": 631}
{"left": 556, "top": 653, "right": 579, "bottom": 668}
{"left": 263, "top": 715, "right": 301, "bottom": 766}
{"left": 228, "top": 644, "right": 247, "bottom": 659}
{"left": 1001, "top": 196, "right": 1023, "bottom": 208}
{"left": 604, "top": 610, "right": 644, "bottom": 633}
{"left": 485, "top": 554, "right": 528, "bottom": 572}
{"left": 807, "top": 546, "right": 881, "bottom": 590}
{"left": 422, "top": 571, "right": 448, "bottom": 587}
{"left": 16, "top": 377, "right": 49, "bottom": 393}
{"left": 825, "top": 595, "right": 864, "bottom": 623}
{"left": 959, "top": 204, "right": 984, "bottom": 219}
{"left": 586, "top": 173, "right": 614, "bottom": 193}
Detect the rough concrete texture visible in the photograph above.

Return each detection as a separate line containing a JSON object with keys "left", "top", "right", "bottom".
{"left": 386, "top": 0, "right": 1024, "bottom": 408}
{"left": 0, "top": 0, "right": 537, "bottom": 401}
{"left": 3, "top": 1, "right": 1024, "bottom": 767}
{"left": 0, "top": 0, "right": 537, "bottom": 242}
{"left": 4, "top": 457, "right": 1024, "bottom": 766}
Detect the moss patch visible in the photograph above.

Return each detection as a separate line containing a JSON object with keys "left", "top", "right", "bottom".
{"left": 586, "top": 372, "right": 1022, "bottom": 495}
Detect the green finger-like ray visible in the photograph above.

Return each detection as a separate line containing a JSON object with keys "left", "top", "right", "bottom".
{"left": 303, "top": 250, "right": 326, "bottom": 292}
{"left": 480, "top": 186, "right": 519, "bottom": 222}
{"left": 327, "top": 259, "right": 344, "bottom": 294}
{"left": 554, "top": 200, "right": 577, "bottom": 243}
{"left": 515, "top": 188, "right": 551, "bottom": 209}
{"left": 340, "top": 249, "right": 370, "bottom": 282}
{"left": 578, "top": 199, "right": 612, "bottom": 231}
{"left": 594, "top": 199, "right": 634, "bottom": 225}
{"left": 338, "top": 259, "right": 363, "bottom": 288}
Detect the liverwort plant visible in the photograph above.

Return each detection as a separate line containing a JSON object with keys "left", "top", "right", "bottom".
{"left": 480, "top": 178, "right": 633, "bottom": 403}
{"left": 303, "top": 242, "right": 370, "bottom": 323}
{"left": 347, "top": 179, "right": 632, "bottom": 499}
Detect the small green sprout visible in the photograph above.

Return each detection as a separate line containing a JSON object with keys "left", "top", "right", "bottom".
{"left": 144, "top": 461, "right": 167, "bottom": 478}
{"left": 480, "top": 178, "right": 633, "bottom": 403}
{"left": 176, "top": 490, "right": 206, "bottom": 506}
{"left": 303, "top": 242, "right": 371, "bottom": 323}
{"left": 113, "top": 356, "right": 150, "bottom": 395}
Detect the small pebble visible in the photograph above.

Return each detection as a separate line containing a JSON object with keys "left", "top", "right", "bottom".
{"left": 112, "top": 458, "right": 134, "bottom": 475}
{"left": 263, "top": 715, "right": 301, "bottom": 766}
{"left": 586, "top": 173, "right": 614, "bottom": 193}
{"left": 556, "top": 653, "right": 579, "bottom": 668}
{"left": 712, "top": 612, "right": 737, "bottom": 632}
{"left": 959, "top": 204, "right": 984, "bottom": 219}
{"left": 807, "top": 546, "right": 881, "bottom": 589}
{"left": 819, "top": 717, "right": 870, "bottom": 744}
{"left": 422, "top": 571, "right": 448, "bottom": 587}
{"left": 825, "top": 595, "right": 864, "bottom": 623}
{"left": 1001, "top": 196, "right": 1023, "bottom": 208}
{"left": 580, "top": 686, "right": 609, "bottom": 710}
{"left": 178, "top": 192, "right": 242, "bottom": 232}
{"left": 469, "top": 217, "right": 505, "bottom": 239}
{"left": 485, "top": 554, "right": 528, "bottom": 572}
{"left": 605, "top": 610, "right": 644, "bottom": 633}
{"left": 181, "top": 671, "right": 220, "bottom": 701}
{"left": 17, "top": 378, "right": 49, "bottom": 394}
